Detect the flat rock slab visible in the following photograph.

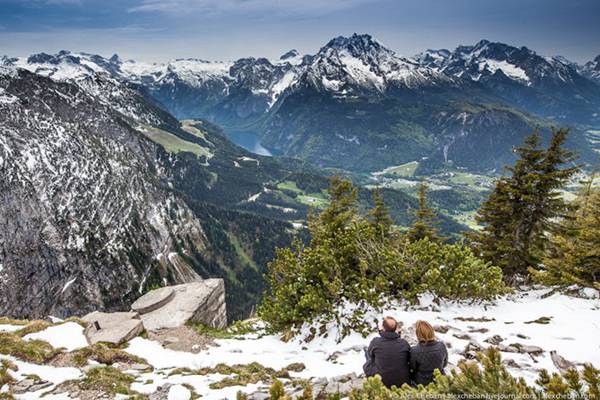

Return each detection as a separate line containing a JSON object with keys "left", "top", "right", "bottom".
{"left": 135, "top": 279, "right": 226, "bottom": 331}
{"left": 131, "top": 286, "right": 174, "bottom": 314}
{"left": 82, "top": 311, "right": 144, "bottom": 345}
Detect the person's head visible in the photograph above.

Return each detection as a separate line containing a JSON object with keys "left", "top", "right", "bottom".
{"left": 415, "top": 320, "right": 436, "bottom": 342}
{"left": 382, "top": 316, "right": 398, "bottom": 332}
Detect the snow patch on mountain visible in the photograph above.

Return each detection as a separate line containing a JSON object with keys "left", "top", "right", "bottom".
{"left": 269, "top": 71, "right": 298, "bottom": 106}
{"left": 477, "top": 59, "right": 530, "bottom": 83}
{"left": 0, "top": 87, "right": 18, "bottom": 104}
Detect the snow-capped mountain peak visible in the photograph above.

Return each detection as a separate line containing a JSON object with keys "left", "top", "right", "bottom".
{"left": 280, "top": 49, "right": 300, "bottom": 61}
{"left": 581, "top": 54, "right": 600, "bottom": 83}
{"left": 416, "top": 39, "right": 597, "bottom": 89}
{"left": 302, "top": 33, "right": 453, "bottom": 95}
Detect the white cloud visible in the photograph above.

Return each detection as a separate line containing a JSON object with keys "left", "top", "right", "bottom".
{"left": 128, "top": 0, "right": 379, "bottom": 16}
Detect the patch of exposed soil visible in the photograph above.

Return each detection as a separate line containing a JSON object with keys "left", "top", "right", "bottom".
{"left": 147, "top": 325, "right": 213, "bottom": 353}
{"left": 49, "top": 382, "right": 113, "bottom": 400}
{"left": 48, "top": 351, "right": 78, "bottom": 368}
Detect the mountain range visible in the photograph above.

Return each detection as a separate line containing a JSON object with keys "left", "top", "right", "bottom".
{"left": 1, "top": 62, "right": 468, "bottom": 320}
{"left": 1, "top": 34, "right": 599, "bottom": 320}
{"left": 3, "top": 34, "right": 599, "bottom": 173}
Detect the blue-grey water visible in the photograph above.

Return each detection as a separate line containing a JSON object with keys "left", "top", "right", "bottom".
{"left": 225, "top": 131, "right": 273, "bottom": 156}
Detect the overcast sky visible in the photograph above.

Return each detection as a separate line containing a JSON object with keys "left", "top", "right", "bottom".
{"left": 0, "top": 0, "right": 598, "bottom": 63}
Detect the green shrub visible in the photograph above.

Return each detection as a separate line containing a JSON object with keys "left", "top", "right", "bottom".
{"left": 259, "top": 178, "right": 508, "bottom": 336}
{"left": 168, "top": 362, "right": 304, "bottom": 389}
{"left": 269, "top": 379, "right": 287, "bottom": 400}
{"left": 187, "top": 319, "right": 257, "bottom": 339}
{"left": 405, "top": 239, "right": 507, "bottom": 301}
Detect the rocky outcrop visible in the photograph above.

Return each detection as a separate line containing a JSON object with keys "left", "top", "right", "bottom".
{"left": 79, "top": 280, "right": 227, "bottom": 343}
{"left": 131, "top": 280, "right": 227, "bottom": 331}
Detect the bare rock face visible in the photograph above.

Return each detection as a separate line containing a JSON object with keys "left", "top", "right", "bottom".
{"left": 0, "top": 70, "right": 207, "bottom": 319}
{"left": 550, "top": 351, "right": 576, "bottom": 373}
{"left": 82, "top": 311, "right": 144, "bottom": 345}
{"left": 132, "top": 279, "right": 227, "bottom": 331}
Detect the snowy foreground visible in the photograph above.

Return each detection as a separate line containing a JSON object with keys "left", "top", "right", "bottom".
{"left": 1, "top": 288, "right": 599, "bottom": 399}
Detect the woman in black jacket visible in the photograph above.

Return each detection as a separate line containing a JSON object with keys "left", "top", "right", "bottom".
{"left": 410, "top": 320, "right": 448, "bottom": 386}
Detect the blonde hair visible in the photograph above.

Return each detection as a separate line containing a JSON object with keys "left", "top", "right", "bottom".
{"left": 415, "top": 320, "right": 436, "bottom": 342}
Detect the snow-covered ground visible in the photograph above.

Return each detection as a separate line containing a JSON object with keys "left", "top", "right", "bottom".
{"left": 0, "top": 324, "right": 23, "bottom": 333}
{"left": 23, "top": 322, "right": 88, "bottom": 352}
{"left": 1, "top": 288, "right": 599, "bottom": 399}
{"left": 0, "top": 355, "right": 81, "bottom": 400}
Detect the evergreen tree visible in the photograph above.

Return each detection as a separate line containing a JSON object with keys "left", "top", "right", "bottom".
{"left": 471, "top": 129, "right": 579, "bottom": 278}
{"left": 318, "top": 176, "right": 357, "bottom": 233}
{"left": 407, "top": 182, "right": 441, "bottom": 243}
{"left": 532, "top": 176, "right": 600, "bottom": 288}
{"left": 368, "top": 189, "right": 394, "bottom": 238}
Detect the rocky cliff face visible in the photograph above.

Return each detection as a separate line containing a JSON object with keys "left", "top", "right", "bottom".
{"left": 0, "top": 68, "right": 207, "bottom": 318}
{"left": 581, "top": 55, "right": 600, "bottom": 83}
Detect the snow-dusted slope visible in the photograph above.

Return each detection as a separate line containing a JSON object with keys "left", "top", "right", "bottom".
{"left": 0, "top": 68, "right": 207, "bottom": 318}
{"left": 1, "top": 288, "right": 598, "bottom": 399}
{"left": 129, "top": 288, "right": 600, "bottom": 396}
{"left": 415, "top": 40, "right": 580, "bottom": 87}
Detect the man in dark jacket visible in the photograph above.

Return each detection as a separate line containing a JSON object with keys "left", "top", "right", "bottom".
{"left": 363, "top": 316, "right": 411, "bottom": 388}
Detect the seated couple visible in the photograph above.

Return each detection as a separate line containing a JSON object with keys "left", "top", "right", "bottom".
{"left": 363, "top": 317, "right": 448, "bottom": 388}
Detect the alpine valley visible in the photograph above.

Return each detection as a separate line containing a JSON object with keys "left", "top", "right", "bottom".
{"left": 1, "top": 34, "right": 599, "bottom": 320}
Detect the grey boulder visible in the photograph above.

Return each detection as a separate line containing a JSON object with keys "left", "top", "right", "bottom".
{"left": 82, "top": 311, "right": 144, "bottom": 345}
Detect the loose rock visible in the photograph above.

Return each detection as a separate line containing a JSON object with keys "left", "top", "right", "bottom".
{"left": 511, "top": 343, "right": 544, "bottom": 355}
{"left": 12, "top": 378, "right": 52, "bottom": 394}
{"left": 484, "top": 335, "right": 504, "bottom": 345}
{"left": 550, "top": 351, "right": 576, "bottom": 373}
{"left": 82, "top": 311, "right": 144, "bottom": 345}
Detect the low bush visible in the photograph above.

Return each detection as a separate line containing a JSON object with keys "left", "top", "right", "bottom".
{"left": 187, "top": 319, "right": 257, "bottom": 339}
{"left": 259, "top": 178, "right": 508, "bottom": 336}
